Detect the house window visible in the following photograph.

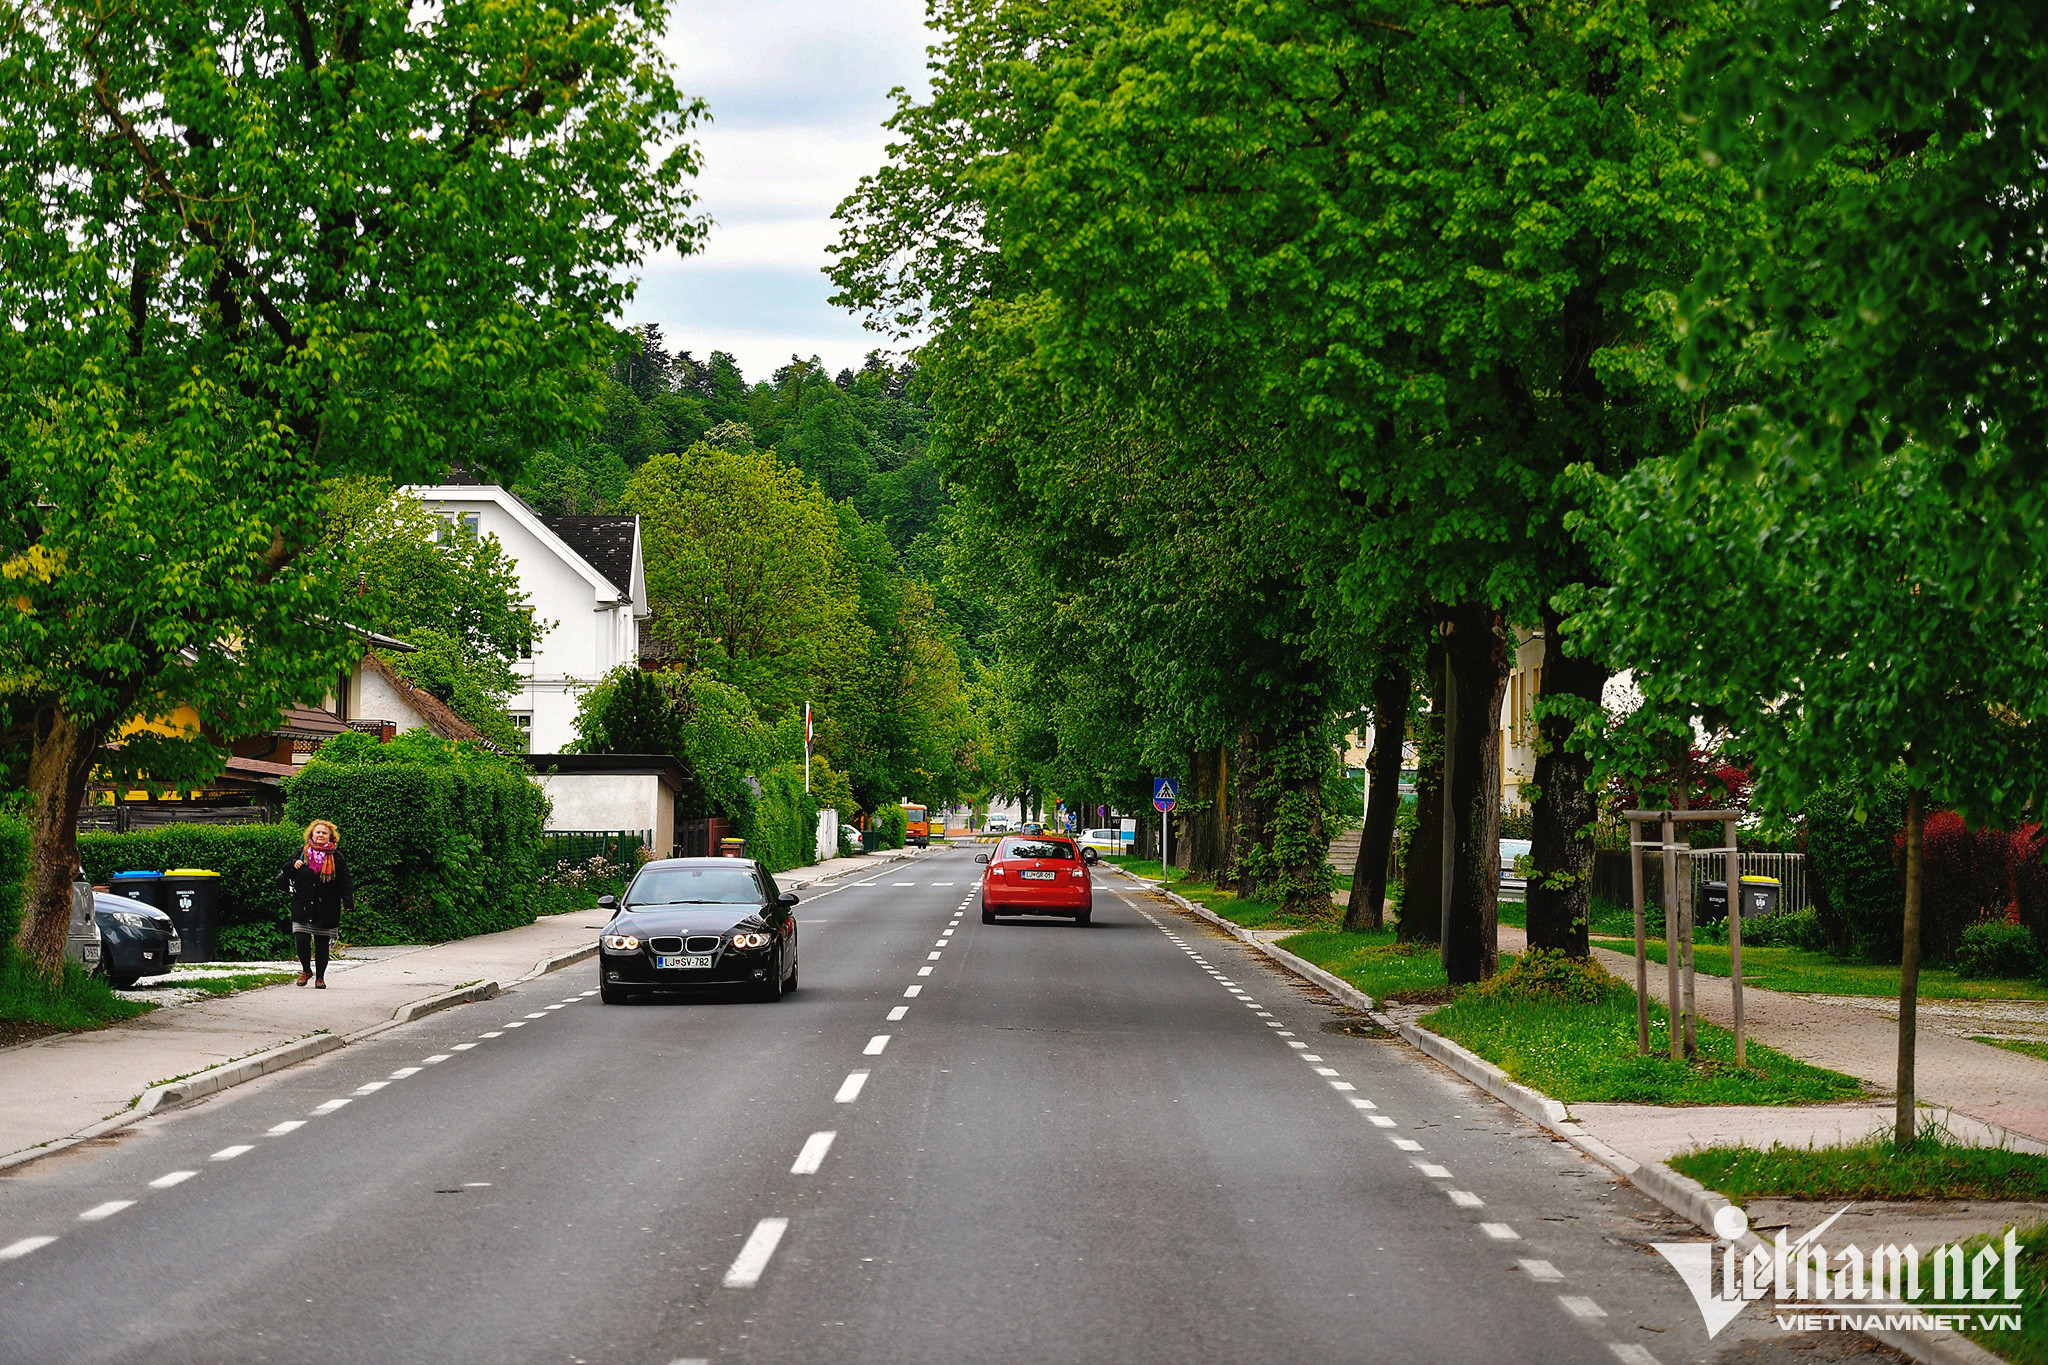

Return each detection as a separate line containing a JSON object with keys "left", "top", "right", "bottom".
{"left": 437, "top": 511, "right": 481, "bottom": 542}
{"left": 509, "top": 712, "right": 532, "bottom": 752}
{"left": 518, "top": 607, "right": 534, "bottom": 660}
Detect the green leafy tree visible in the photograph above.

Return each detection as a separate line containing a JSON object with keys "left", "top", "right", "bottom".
{"left": 0, "top": 0, "right": 700, "bottom": 977}
{"left": 569, "top": 667, "right": 683, "bottom": 756}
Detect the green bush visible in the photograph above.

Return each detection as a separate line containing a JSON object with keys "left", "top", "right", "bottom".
{"left": 871, "top": 804, "right": 906, "bottom": 851}
{"left": 742, "top": 763, "right": 819, "bottom": 874}
{"left": 282, "top": 729, "right": 548, "bottom": 943}
{"left": 1805, "top": 771, "right": 1909, "bottom": 959}
{"left": 0, "top": 813, "right": 28, "bottom": 961}
{"left": 1740, "top": 907, "right": 1831, "bottom": 952}
{"left": 1956, "top": 920, "right": 2041, "bottom": 979}
{"left": 78, "top": 823, "right": 303, "bottom": 959}
{"left": 1472, "top": 948, "right": 1627, "bottom": 1005}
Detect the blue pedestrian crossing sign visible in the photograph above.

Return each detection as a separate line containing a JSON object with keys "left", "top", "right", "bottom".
{"left": 1153, "top": 778, "right": 1179, "bottom": 813}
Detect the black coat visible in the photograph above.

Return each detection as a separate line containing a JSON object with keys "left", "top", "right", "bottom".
{"left": 276, "top": 850, "right": 355, "bottom": 932}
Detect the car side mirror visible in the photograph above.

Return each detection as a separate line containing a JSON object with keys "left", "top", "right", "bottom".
{"left": 777, "top": 891, "right": 799, "bottom": 907}
{"left": 596, "top": 894, "right": 616, "bottom": 909}
{"left": 975, "top": 854, "right": 989, "bottom": 864}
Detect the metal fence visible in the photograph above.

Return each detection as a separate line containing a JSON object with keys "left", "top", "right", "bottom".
{"left": 1691, "top": 850, "right": 1808, "bottom": 918}
{"left": 539, "top": 830, "right": 649, "bottom": 868}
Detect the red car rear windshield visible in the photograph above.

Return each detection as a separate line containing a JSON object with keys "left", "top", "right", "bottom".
{"left": 999, "top": 838, "right": 1075, "bottom": 861}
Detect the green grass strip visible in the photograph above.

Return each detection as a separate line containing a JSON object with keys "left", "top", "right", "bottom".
{"left": 1976, "top": 1037, "right": 2048, "bottom": 1064}
{"left": 1591, "top": 937, "right": 2048, "bottom": 1001}
{"left": 1670, "top": 1137, "right": 2048, "bottom": 1202}
{"left": 1276, "top": 928, "right": 1451, "bottom": 1003}
{"left": 0, "top": 956, "right": 154, "bottom": 1030}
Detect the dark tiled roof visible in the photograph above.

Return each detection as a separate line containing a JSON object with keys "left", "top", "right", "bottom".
{"left": 540, "top": 515, "right": 637, "bottom": 600}
{"left": 271, "top": 705, "right": 347, "bottom": 738}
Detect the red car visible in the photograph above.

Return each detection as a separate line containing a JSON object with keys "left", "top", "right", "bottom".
{"left": 978, "top": 835, "right": 1094, "bottom": 925}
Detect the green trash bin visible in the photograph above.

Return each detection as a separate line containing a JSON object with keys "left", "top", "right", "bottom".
{"left": 161, "top": 868, "right": 223, "bottom": 963}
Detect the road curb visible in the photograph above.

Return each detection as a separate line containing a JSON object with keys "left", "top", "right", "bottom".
{"left": 1124, "top": 871, "right": 2011, "bottom": 1365}
{"left": 0, "top": 936, "right": 602, "bottom": 1176}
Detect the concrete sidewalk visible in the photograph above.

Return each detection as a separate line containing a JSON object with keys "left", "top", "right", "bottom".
{"left": 0, "top": 845, "right": 926, "bottom": 1169}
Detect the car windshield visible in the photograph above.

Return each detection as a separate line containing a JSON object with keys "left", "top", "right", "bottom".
{"left": 1000, "top": 839, "right": 1074, "bottom": 861}
{"left": 625, "top": 866, "right": 762, "bottom": 906}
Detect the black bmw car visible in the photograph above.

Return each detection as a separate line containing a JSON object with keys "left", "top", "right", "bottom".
{"left": 93, "top": 892, "right": 180, "bottom": 989}
{"left": 597, "top": 858, "right": 799, "bottom": 1004}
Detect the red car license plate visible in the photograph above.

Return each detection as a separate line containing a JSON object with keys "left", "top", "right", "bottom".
{"left": 1020, "top": 870, "right": 1056, "bottom": 880}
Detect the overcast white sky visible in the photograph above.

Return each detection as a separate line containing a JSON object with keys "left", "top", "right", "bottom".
{"left": 621, "top": 0, "right": 935, "bottom": 384}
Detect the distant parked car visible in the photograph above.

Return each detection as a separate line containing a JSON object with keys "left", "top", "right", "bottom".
{"left": 1499, "top": 838, "right": 1532, "bottom": 883}
{"left": 93, "top": 893, "right": 180, "bottom": 990}
{"left": 984, "top": 816, "right": 1014, "bottom": 834}
{"left": 1076, "top": 828, "right": 1122, "bottom": 857}
{"left": 842, "top": 826, "right": 865, "bottom": 854}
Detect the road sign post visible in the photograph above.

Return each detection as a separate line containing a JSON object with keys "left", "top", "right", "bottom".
{"left": 1154, "top": 778, "right": 1178, "bottom": 868}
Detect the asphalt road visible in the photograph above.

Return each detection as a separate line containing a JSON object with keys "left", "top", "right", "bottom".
{"left": 0, "top": 847, "right": 1898, "bottom": 1365}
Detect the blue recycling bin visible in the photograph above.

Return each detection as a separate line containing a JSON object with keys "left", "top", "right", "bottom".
{"left": 109, "top": 870, "right": 164, "bottom": 909}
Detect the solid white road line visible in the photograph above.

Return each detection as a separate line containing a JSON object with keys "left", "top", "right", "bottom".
{"left": 267, "top": 1121, "right": 305, "bottom": 1136}
{"left": 887, "top": 1006, "right": 908, "bottom": 1021}
{"left": 1448, "top": 1190, "right": 1484, "bottom": 1208}
{"left": 1481, "top": 1223, "right": 1520, "bottom": 1240}
{"left": 1519, "top": 1259, "right": 1562, "bottom": 1281}
{"left": 864, "top": 1035, "right": 890, "bottom": 1055}
{"left": 723, "top": 1218, "right": 790, "bottom": 1288}
{"left": 0, "top": 1236, "right": 56, "bottom": 1259}
{"left": 1558, "top": 1296, "right": 1606, "bottom": 1319}
{"left": 834, "top": 1071, "right": 870, "bottom": 1103}
{"left": 149, "top": 1171, "right": 198, "bottom": 1189}
{"left": 210, "top": 1145, "right": 253, "bottom": 1161}
{"left": 311, "top": 1099, "right": 351, "bottom": 1115}
{"left": 790, "top": 1131, "right": 837, "bottom": 1174}
{"left": 903, "top": 985, "right": 921, "bottom": 997}
{"left": 79, "top": 1201, "right": 133, "bottom": 1221}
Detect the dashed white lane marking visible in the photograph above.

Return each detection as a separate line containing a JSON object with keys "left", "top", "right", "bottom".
{"left": 1392, "top": 1138, "right": 1424, "bottom": 1152}
{"left": 79, "top": 1201, "right": 133, "bottom": 1221}
{"left": 1369, "top": 1115, "right": 1397, "bottom": 1128}
{"left": 210, "top": 1145, "right": 252, "bottom": 1161}
{"left": 452, "top": 1043, "right": 477, "bottom": 1051}
{"left": 926, "top": 951, "right": 942, "bottom": 960}
{"left": 857, "top": 880, "right": 878, "bottom": 887}
{"left": 524, "top": 1011, "right": 547, "bottom": 1019}
{"left": 1608, "top": 1345, "right": 1663, "bottom": 1365}
{"left": 671, "top": 1357, "right": 711, "bottom": 1365}
{"left": 1299, "top": 1052, "right": 1322, "bottom": 1060}
{"left": 561, "top": 996, "right": 581, "bottom": 1003}
{"left": 1416, "top": 1164, "right": 1452, "bottom": 1179}
{"left": 940, "top": 929, "right": 954, "bottom": 937}
{"left": 1265, "top": 1021, "right": 1284, "bottom": 1027}
{"left": 1558, "top": 1296, "right": 1606, "bottom": 1319}
{"left": 355, "top": 1082, "right": 389, "bottom": 1094}
{"left": 903, "top": 985, "right": 922, "bottom": 998}
{"left": 503, "top": 1021, "right": 525, "bottom": 1027}
{"left": 931, "top": 882, "right": 955, "bottom": 886}
{"left": 579, "top": 990, "right": 598, "bottom": 997}
{"left": 311, "top": 1099, "right": 351, "bottom": 1115}
{"left": 390, "top": 1067, "right": 422, "bottom": 1078}
{"left": 423, "top": 1054, "right": 452, "bottom": 1063}
{"left": 834, "top": 1072, "right": 870, "bottom": 1103}
{"left": 149, "top": 1171, "right": 198, "bottom": 1189}
{"left": 1, "top": 1235, "right": 56, "bottom": 1259}
{"left": 933, "top": 940, "right": 949, "bottom": 948}
{"left": 1348, "top": 1097, "right": 1377, "bottom": 1111}
{"left": 544, "top": 1004, "right": 566, "bottom": 1011}
{"left": 267, "top": 1121, "right": 305, "bottom": 1136}
{"left": 1448, "top": 1190, "right": 1484, "bottom": 1208}
{"left": 790, "top": 1131, "right": 836, "bottom": 1174}
{"left": 480, "top": 1031, "right": 504, "bottom": 1038}
{"left": 1314, "top": 1068, "right": 1341, "bottom": 1077}
{"left": 722, "top": 1217, "right": 790, "bottom": 1288}
{"left": 864, "top": 1035, "right": 891, "bottom": 1056}
{"left": 887, "top": 1006, "right": 908, "bottom": 1021}
{"left": 1481, "top": 1223, "right": 1520, "bottom": 1240}
{"left": 917, "top": 966, "right": 933, "bottom": 976}
{"left": 1330, "top": 1081, "right": 1356, "bottom": 1091}
{"left": 892, "top": 882, "right": 915, "bottom": 887}
{"left": 1519, "top": 1259, "right": 1562, "bottom": 1281}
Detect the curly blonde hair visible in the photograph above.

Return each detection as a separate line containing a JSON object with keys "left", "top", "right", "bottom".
{"left": 302, "top": 819, "right": 341, "bottom": 848}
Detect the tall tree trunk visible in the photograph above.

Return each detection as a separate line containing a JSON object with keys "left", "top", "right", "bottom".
{"left": 1443, "top": 600, "right": 1509, "bottom": 985}
{"left": 1525, "top": 604, "right": 1611, "bottom": 956}
{"left": 1399, "top": 637, "right": 1447, "bottom": 945}
{"left": 1183, "top": 746, "right": 1226, "bottom": 881}
{"left": 1265, "top": 724, "right": 1334, "bottom": 914}
{"left": 1896, "top": 784, "right": 1925, "bottom": 1147}
{"left": 1231, "top": 725, "right": 1272, "bottom": 898}
{"left": 1346, "top": 663, "right": 1410, "bottom": 933}
{"left": 17, "top": 706, "right": 102, "bottom": 980}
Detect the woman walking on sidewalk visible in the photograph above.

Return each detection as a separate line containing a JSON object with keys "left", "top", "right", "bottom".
{"left": 278, "top": 819, "right": 354, "bottom": 988}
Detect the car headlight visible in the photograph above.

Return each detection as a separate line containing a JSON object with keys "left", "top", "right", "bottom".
{"left": 602, "top": 933, "right": 640, "bottom": 951}
{"left": 111, "top": 911, "right": 154, "bottom": 929}
{"left": 730, "top": 931, "right": 770, "bottom": 949}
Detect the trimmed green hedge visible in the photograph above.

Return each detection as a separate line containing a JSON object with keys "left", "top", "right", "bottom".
{"left": 743, "top": 764, "right": 819, "bottom": 875}
{"left": 282, "top": 729, "right": 548, "bottom": 944}
{"left": 79, "top": 823, "right": 302, "bottom": 959}
{"left": 871, "top": 804, "right": 907, "bottom": 851}
{"left": 0, "top": 814, "right": 29, "bottom": 962}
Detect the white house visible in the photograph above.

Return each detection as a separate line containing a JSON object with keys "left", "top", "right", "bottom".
{"left": 404, "top": 482, "right": 648, "bottom": 754}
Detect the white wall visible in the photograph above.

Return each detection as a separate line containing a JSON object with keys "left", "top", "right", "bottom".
{"left": 530, "top": 771, "right": 673, "bottom": 852}
{"left": 815, "top": 808, "right": 839, "bottom": 863}
{"left": 409, "top": 487, "right": 645, "bottom": 754}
